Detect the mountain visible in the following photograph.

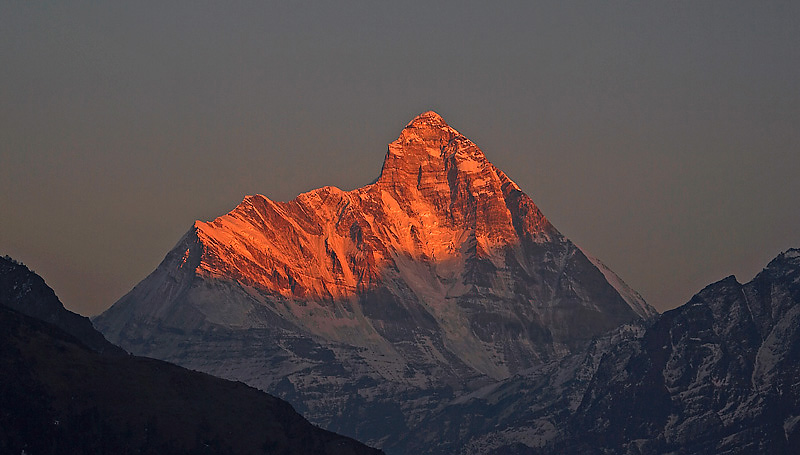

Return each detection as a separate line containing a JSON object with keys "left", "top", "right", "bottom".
{"left": 396, "top": 249, "right": 800, "bottom": 454}
{"left": 0, "top": 255, "right": 381, "bottom": 455}
{"left": 95, "top": 111, "right": 655, "bottom": 447}
{"left": 0, "top": 256, "right": 124, "bottom": 356}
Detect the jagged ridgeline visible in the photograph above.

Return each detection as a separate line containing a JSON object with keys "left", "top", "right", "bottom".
{"left": 95, "top": 111, "right": 656, "bottom": 448}
{"left": 397, "top": 249, "right": 800, "bottom": 455}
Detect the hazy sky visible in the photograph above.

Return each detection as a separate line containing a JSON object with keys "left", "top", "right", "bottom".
{"left": 2, "top": 2, "right": 798, "bottom": 316}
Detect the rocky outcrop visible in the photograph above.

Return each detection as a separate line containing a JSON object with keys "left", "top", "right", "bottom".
{"left": 397, "top": 249, "right": 800, "bottom": 455}
{"left": 564, "top": 248, "right": 800, "bottom": 454}
{"left": 95, "top": 111, "right": 655, "bottom": 448}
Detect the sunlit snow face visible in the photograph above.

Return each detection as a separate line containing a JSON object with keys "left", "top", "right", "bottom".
{"left": 191, "top": 112, "right": 544, "bottom": 303}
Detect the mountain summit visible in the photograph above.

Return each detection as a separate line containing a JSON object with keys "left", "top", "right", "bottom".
{"left": 96, "top": 111, "right": 655, "bottom": 447}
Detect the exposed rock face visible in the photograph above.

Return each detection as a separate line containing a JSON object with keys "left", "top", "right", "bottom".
{"left": 0, "top": 256, "right": 124, "bottom": 356}
{"left": 0, "top": 261, "right": 382, "bottom": 455}
{"left": 95, "top": 111, "right": 654, "bottom": 447}
{"left": 567, "top": 248, "right": 800, "bottom": 454}
{"left": 399, "top": 249, "right": 800, "bottom": 455}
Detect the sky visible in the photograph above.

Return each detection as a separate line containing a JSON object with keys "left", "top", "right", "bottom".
{"left": 1, "top": 1, "right": 798, "bottom": 316}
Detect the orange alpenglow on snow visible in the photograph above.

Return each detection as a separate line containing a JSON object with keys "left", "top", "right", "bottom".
{"left": 97, "top": 111, "right": 654, "bottom": 414}
{"left": 192, "top": 111, "right": 556, "bottom": 301}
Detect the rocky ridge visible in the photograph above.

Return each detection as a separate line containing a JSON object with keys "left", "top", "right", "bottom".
{"left": 395, "top": 249, "right": 800, "bottom": 454}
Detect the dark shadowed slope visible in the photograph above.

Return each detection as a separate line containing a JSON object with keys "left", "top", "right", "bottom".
{"left": 0, "top": 256, "right": 124, "bottom": 356}
{"left": 396, "top": 249, "right": 800, "bottom": 454}
{"left": 0, "top": 256, "right": 382, "bottom": 455}
{"left": 561, "top": 248, "right": 800, "bottom": 454}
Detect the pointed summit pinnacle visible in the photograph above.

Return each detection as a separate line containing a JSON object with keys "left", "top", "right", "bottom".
{"left": 395, "top": 110, "right": 460, "bottom": 146}
{"left": 402, "top": 111, "right": 456, "bottom": 137}
{"left": 406, "top": 110, "right": 448, "bottom": 128}
{"left": 377, "top": 111, "right": 466, "bottom": 185}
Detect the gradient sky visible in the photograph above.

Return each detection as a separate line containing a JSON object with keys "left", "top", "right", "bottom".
{"left": 2, "top": 2, "right": 798, "bottom": 316}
